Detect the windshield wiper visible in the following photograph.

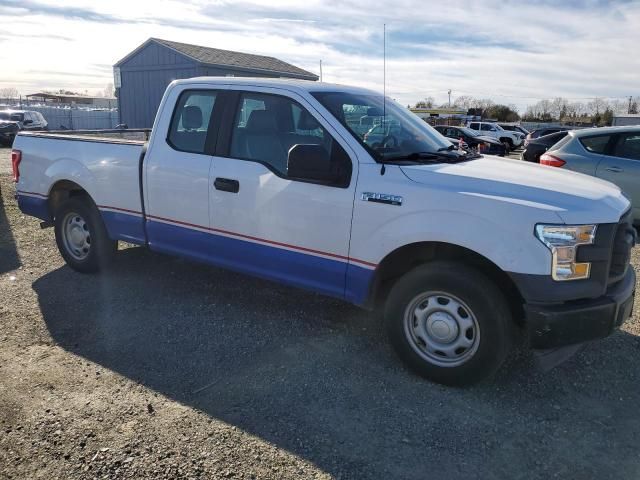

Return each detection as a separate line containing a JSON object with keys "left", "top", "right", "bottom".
{"left": 437, "top": 144, "right": 456, "bottom": 152}
{"left": 382, "top": 151, "right": 459, "bottom": 164}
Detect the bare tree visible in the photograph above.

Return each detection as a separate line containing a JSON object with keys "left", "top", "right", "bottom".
{"left": 414, "top": 97, "right": 435, "bottom": 108}
{"left": 551, "top": 97, "right": 568, "bottom": 120}
{"left": 0, "top": 87, "right": 19, "bottom": 99}
{"left": 104, "top": 83, "right": 114, "bottom": 98}
{"left": 453, "top": 95, "right": 474, "bottom": 110}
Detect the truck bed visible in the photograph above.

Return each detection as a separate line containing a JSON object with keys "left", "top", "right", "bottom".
{"left": 21, "top": 128, "right": 151, "bottom": 145}
{"left": 13, "top": 130, "right": 148, "bottom": 245}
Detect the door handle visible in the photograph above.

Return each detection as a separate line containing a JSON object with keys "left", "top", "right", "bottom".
{"left": 214, "top": 177, "right": 240, "bottom": 193}
{"left": 605, "top": 166, "right": 623, "bottom": 173}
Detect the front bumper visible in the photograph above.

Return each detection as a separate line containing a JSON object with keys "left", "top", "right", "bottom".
{"left": 524, "top": 267, "right": 635, "bottom": 349}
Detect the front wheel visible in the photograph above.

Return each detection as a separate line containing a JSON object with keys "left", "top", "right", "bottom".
{"left": 54, "top": 197, "right": 117, "bottom": 273}
{"left": 385, "top": 261, "right": 513, "bottom": 386}
{"left": 500, "top": 138, "right": 513, "bottom": 155}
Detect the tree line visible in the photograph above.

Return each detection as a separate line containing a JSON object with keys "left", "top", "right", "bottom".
{"left": 414, "top": 95, "right": 640, "bottom": 125}
{"left": 414, "top": 95, "right": 520, "bottom": 122}
{"left": 522, "top": 97, "right": 639, "bottom": 125}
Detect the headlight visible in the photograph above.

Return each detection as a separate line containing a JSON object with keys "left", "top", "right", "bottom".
{"left": 535, "top": 224, "right": 596, "bottom": 281}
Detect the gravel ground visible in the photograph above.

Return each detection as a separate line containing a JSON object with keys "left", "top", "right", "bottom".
{"left": 1, "top": 146, "right": 639, "bottom": 479}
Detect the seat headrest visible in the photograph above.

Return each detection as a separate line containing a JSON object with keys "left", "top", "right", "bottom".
{"left": 183, "top": 105, "right": 203, "bottom": 130}
{"left": 297, "top": 110, "right": 321, "bottom": 130}
{"left": 246, "top": 110, "right": 277, "bottom": 132}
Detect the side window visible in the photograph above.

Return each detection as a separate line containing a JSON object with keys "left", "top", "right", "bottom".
{"left": 612, "top": 133, "right": 640, "bottom": 160}
{"left": 469, "top": 123, "right": 479, "bottom": 130}
{"left": 229, "top": 92, "right": 352, "bottom": 186}
{"left": 167, "top": 90, "right": 218, "bottom": 154}
{"left": 480, "top": 124, "right": 493, "bottom": 131}
{"left": 579, "top": 135, "right": 611, "bottom": 154}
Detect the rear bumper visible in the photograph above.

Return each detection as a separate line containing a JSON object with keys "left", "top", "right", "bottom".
{"left": 0, "top": 131, "right": 16, "bottom": 143}
{"left": 524, "top": 267, "right": 635, "bottom": 349}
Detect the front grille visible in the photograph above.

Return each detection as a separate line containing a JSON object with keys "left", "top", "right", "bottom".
{"left": 608, "top": 210, "right": 635, "bottom": 285}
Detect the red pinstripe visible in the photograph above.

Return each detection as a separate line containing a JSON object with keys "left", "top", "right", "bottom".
{"left": 98, "top": 205, "right": 377, "bottom": 268}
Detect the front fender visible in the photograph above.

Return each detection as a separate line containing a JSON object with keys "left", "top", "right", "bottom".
{"left": 357, "top": 209, "right": 552, "bottom": 276}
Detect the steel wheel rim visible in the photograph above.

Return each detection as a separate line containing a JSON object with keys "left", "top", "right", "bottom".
{"left": 61, "top": 211, "right": 91, "bottom": 261}
{"left": 403, "top": 291, "right": 480, "bottom": 367}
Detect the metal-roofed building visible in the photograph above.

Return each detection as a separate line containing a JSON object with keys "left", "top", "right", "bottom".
{"left": 114, "top": 38, "right": 319, "bottom": 128}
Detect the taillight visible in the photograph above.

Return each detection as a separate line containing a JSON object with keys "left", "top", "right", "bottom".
{"left": 11, "top": 149, "right": 21, "bottom": 182}
{"left": 540, "top": 153, "right": 566, "bottom": 167}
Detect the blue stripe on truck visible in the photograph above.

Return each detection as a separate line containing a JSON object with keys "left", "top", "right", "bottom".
{"left": 99, "top": 210, "right": 146, "bottom": 245}
{"left": 15, "top": 197, "right": 376, "bottom": 305}
{"left": 145, "top": 219, "right": 374, "bottom": 304}
{"left": 16, "top": 195, "right": 50, "bottom": 222}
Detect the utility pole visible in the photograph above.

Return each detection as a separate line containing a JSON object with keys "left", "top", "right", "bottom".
{"left": 448, "top": 89, "right": 452, "bottom": 108}
{"left": 629, "top": 95, "right": 633, "bottom": 114}
{"left": 319, "top": 60, "right": 323, "bottom": 82}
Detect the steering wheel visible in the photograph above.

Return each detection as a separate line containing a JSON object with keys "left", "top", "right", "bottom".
{"left": 380, "top": 134, "right": 399, "bottom": 149}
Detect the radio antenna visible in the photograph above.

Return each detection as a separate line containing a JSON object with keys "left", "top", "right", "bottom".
{"left": 380, "top": 23, "right": 387, "bottom": 176}
{"left": 383, "top": 23, "right": 386, "bottom": 120}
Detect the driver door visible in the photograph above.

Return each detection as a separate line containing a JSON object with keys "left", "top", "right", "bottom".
{"left": 208, "top": 87, "right": 358, "bottom": 299}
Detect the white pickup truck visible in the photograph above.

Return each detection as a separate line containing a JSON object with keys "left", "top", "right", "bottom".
{"left": 467, "top": 121, "right": 524, "bottom": 152}
{"left": 13, "top": 78, "right": 636, "bottom": 385}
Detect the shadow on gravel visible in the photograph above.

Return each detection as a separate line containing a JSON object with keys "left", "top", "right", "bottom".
{"left": 0, "top": 185, "right": 20, "bottom": 273}
{"left": 34, "top": 247, "right": 640, "bottom": 479}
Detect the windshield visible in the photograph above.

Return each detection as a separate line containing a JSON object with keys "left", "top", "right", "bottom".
{"left": 311, "top": 91, "right": 452, "bottom": 161}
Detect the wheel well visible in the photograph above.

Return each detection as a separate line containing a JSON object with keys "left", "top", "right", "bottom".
{"left": 367, "top": 242, "right": 524, "bottom": 322}
{"left": 48, "top": 180, "right": 90, "bottom": 219}
{"left": 500, "top": 137, "right": 514, "bottom": 145}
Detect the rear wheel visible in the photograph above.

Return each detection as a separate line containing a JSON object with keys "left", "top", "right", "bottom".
{"left": 54, "top": 197, "right": 116, "bottom": 273}
{"left": 385, "top": 261, "right": 513, "bottom": 386}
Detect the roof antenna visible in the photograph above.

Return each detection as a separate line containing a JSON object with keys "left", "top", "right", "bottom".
{"left": 380, "top": 23, "right": 387, "bottom": 176}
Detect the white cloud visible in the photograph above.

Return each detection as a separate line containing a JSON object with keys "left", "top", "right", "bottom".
{"left": 0, "top": 0, "right": 638, "bottom": 111}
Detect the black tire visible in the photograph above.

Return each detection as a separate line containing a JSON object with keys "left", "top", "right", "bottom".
{"left": 384, "top": 261, "right": 513, "bottom": 386}
{"left": 500, "top": 138, "right": 513, "bottom": 154}
{"left": 54, "top": 196, "right": 117, "bottom": 273}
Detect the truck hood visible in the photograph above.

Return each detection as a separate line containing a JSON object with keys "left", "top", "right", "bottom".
{"left": 400, "top": 155, "right": 630, "bottom": 224}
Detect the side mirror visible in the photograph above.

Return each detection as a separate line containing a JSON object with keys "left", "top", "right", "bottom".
{"left": 23, "top": 119, "right": 33, "bottom": 125}
{"left": 287, "top": 144, "right": 333, "bottom": 182}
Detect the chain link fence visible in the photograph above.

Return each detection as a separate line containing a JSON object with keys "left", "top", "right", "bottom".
{"left": 0, "top": 98, "right": 119, "bottom": 130}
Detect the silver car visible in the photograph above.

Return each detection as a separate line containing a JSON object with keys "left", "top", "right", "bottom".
{"left": 541, "top": 126, "right": 640, "bottom": 222}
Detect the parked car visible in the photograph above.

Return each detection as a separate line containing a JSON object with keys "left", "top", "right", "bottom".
{"left": 0, "top": 110, "right": 48, "bottom": 132}
{"left": 524, "top": 127, "right": 569, "bottom": 147}
{"left": 498, "top": 123, "right": 530, "bottom": 137}
{"left": 521, "top": 130, "right": 570, "bottom": 163}
{"left": 434, "top": 125, "right": 506, "bottom": 156}
{"left": 362, "top": 120, "right": 402, "bottom": 147}
{"left": 0, "top": 118, "right": 20, "bottom": 146}
{"left": 12, "top": 78, "right": 635, "bottom": 386}
{"left": 466, "top": 121, "right": 523, "bottom": 152}
{"left": 540, "top": 126, "right": 640, "bottom": 222}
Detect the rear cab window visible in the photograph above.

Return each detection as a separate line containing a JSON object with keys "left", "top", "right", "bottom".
{"left": 167, "top": 90, "right": 218, "bottom": 154}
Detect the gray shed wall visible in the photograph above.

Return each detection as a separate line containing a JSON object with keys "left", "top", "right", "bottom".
{"left": 117, "top": 42, "right": 307, "bottom": 128}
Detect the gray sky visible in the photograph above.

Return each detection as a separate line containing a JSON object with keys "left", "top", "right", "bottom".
{"left": 1, "top": 0, "right": 638, "bottom": 111}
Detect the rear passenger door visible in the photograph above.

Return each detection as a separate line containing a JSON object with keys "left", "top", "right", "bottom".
{"left": 144, "top": 88, "right": 222, "bottom": 256}
{"left": 596, "top": 132, "right": 640, "bottom": 219}
{"left": 208, "top": 88, "right": 357, "bottom": 299}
